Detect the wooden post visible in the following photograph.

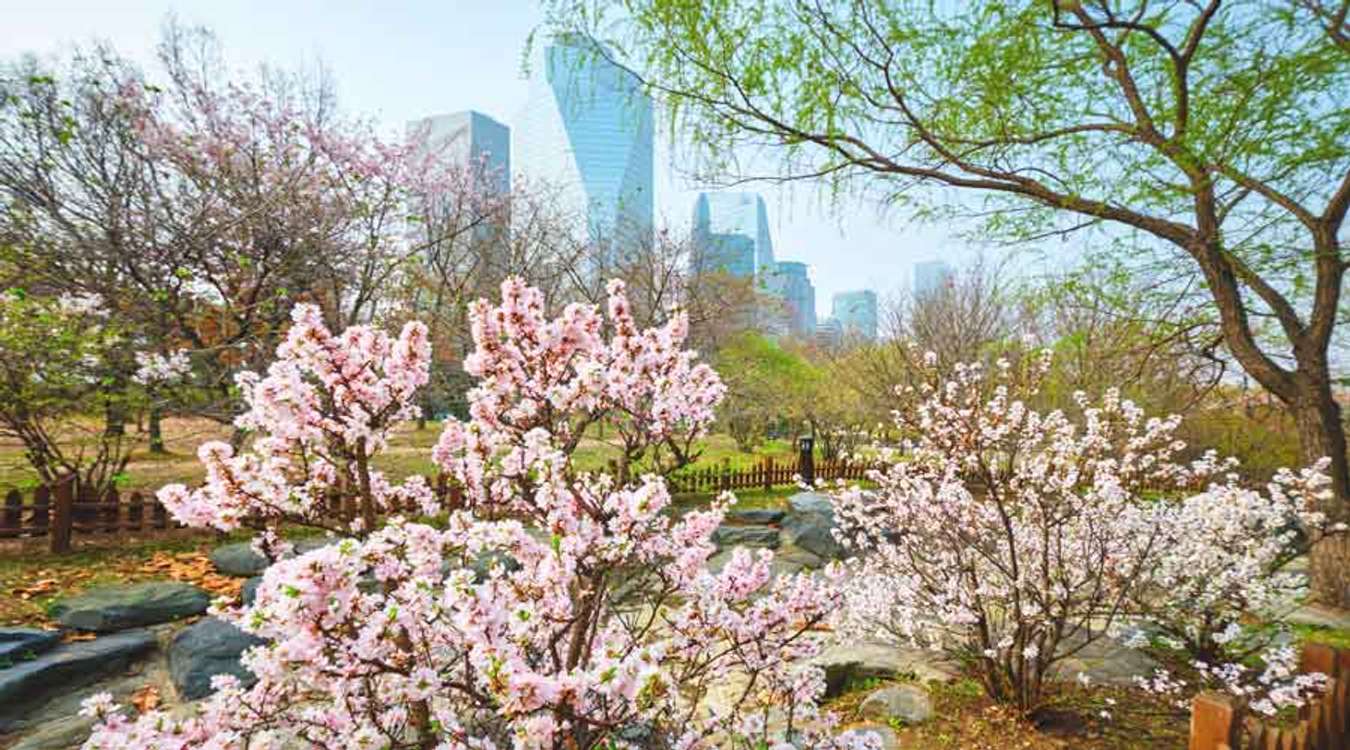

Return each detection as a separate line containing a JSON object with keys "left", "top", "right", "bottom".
{"left": 1189, "top": 692, "right": 1242, "bottom": 750}
{"left": 762, "top": 459, "right": 773, "bottom": 492}
{"left": 49, "top": 476, "right": 76, "bottom": 553}
{"left": 719, "top": 459, "right": 731, "bottom": 493}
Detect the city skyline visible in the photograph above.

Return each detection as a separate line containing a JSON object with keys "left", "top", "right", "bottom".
{"left": 2, "top": 1, "right": 982, "bottom": 314}
{"left": 514, "top": 34, "right": 653, "bottom": 260}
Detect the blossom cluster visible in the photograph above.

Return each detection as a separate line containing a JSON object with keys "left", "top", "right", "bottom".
{"left": 132, "top": 349, "right": 192, "bottom": 386}
{"left": 831, "top": 352, "right": 1336, "bottom": 713}
{"left": 89, "top": 280, "right": 874, "bottom": 750}
{"left": 156, "top": 302, "right": 434, "bottom": 536}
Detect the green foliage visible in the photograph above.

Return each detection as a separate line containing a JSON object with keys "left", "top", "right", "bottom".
{"left": 712, "top": 331, "right": 819, "bottom": 451}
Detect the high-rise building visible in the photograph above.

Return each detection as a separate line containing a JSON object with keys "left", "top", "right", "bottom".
{"left": 692, "top": 232, "right": 756, "bottom": 278}
{"left": 831, "top": 289, "right": 879, "bottom": 341}
{"left": 691, "top": 192, "right": 774, "bottom": 276}
{"left": 514, "top": 34, "right": 654, "bottom": 261}
{"left": 814, "top": 317, "right": 844, "bottom": 349}
{"left": 913, "top": 260, "right": 955, "bottom": 298}
{"left": 408, "top": 111, "right": 510, "bottom": 196}
{"left": 766, "top": 261, "right": 816, "bottom": 338}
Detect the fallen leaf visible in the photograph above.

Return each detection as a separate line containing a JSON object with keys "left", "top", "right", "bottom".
{"left": 131, "top": 684, "right": 161, "bottom": 713}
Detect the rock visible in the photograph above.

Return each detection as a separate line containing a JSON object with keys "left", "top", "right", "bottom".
{"left": 241, "top": 576, "right": 262, "bottom": 606}
{"left": 169, "top": 617, "right": 265, "bottom": 700}
{"left": 211, "top": 538, "right": 333, "bottom": 578}
{"left": 812, "top": 641, "right": 959, "bottom": 697}
{"left": 769, "top": 545, "right": 825, "bottom": 578}
{"left": 0, "top": 630, "right": 156, "bottom": 722}
{"left": 781, "top": 512, "right": 846, "bottom": 560}
{"left": 788, "top": 492, "right": 834, "bottom": 516}
{"left": 7, "top": 714, "right": 96, "bottom": 750}
{"left": 209, "top": 542, "right": 267, "bottom": 577}
{"left": 0, "top": 628, "right": 62, "bottom": 662}
{"left": 1289, "top": 603, "right": 1350, "bottom": 630}
{"left": 726, "top": 508, "right": 786, "bottom": 525}
{"left": 713, "top": 525, "right": 781, "bottom": 549}
{"left": 844, "top": 723, "right": 901, "bottom": 750}
{"left": 859, "top": 684, "right": 933, "bottom": 724}
{"left": 51, "top": 582, "right": 210, "bottom": 632}
{"left": 1050, "top": 633, "right": 1159, "bottom": 686}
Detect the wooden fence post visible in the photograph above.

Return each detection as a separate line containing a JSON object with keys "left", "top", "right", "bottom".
{"left": 1189, "top": 692, "right": 1243, "bottom": 750}
{"left": 762, "top": 459, "right": 773, "bottom": 492}
{"left": 49, "top": 476, "right": 76, "bottom": 553}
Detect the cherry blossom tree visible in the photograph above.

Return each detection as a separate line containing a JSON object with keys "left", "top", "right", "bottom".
{"left": 86, "top": 279, "right": 877, "bottom": 750}
{"left": 832, "top": 351, "right": 1339, "bottom": 715}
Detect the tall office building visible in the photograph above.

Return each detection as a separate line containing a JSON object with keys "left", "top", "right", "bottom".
{"left": 766, "top": 261, "right": 817, "bottom": 338}
{"left": 408, "top": 111, "right": 511, "bottom": 196}
{"left": 914, "top": 260, "right": 955, "bottom": 298}
{"left": 514, "top": 34, "right": 654, "bottom": 261}
{"left": 831, "top": 289, "right": 879, "bottom": 341}
{"left": 691, "top": 192, "right": 775, "bottom": 276}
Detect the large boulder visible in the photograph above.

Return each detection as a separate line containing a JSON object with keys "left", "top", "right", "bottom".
{"left": 210, "top": 537, "right": 332, "bottom": 577}
{"left": 713, "top": 525, "right": 781, "bottom": 549}
{"left": 0, "top": 630, "right": 156, "bottom": 722}
{"left": 0, "top": 628, "right": 62, "bottom": 663}
{"left": 1050, "top": 632, "right": 1159, "bottom": 686}
{"left": 208, "top": 543, "right": 267, "bottom": 577}
{"left": 844, "top": 724, "right": 900, "bottom": 750}
{"left": 859, "top": 684, "right": 934, "bottom": 724}
{"left": 51, "top": 582, "right": 210, "bottom": 632}
{"left": 781, "top": 492, "right": 847, "bottom": 559}
{"left": 811, "top": 641, "right": 959, "bottom": 697}
{"left": 169, "top": 617, "right": 265, "bottom": 700}
{"left": 725, "top": 508, "right": 786, "bottom": 525}
{"left": 787, "top": 492, "right": 834, "bottom": 516}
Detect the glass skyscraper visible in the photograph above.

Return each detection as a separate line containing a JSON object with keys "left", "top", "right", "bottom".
{"left": 691, "top": 192, "right": 775, "bottom": 277}
{"left": 914, "top": 260, "right": 955, "bottom": 299}
{"left": 831, "top": 289, "right": 879, "bottom": 340}
{"left": 409, "top": 111, "right": 510, "bottom": 197}
{"left": 514, "top": 34, "right": 654, "bottom": 260}
{"left": 766, "top": 261, "right": 816, "bottom": 338}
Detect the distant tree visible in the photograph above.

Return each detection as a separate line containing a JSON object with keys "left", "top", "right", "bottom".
{"left": 713, "top": 332, "right": 814, "bottom": 452}
{"left": 546, "top": 0, "right": 1350, "bottom": 603}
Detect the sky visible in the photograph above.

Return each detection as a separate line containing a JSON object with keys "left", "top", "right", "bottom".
{"left": 1, "top": 0, "right": 979, "bottom": 314}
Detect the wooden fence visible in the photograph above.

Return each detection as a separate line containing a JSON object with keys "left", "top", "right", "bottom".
{"left": 4, "top": 446, "right": 870, "bottom": 553}
{"left": 1189, "top": 643, "right": 1350, "bottom": 750}
{"left": 1, "top": 478, "right": 178, "bottom": 552}
{"left": 667, "top": 456, "right": 873, "bottom": 495}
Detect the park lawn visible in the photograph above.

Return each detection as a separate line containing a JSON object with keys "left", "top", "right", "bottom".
{"left": 0, "top": 418, "right": 798, "bottom": 494}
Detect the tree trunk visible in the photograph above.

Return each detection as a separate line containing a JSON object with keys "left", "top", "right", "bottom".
{"left": 148, "top": 406, "right": 166, "bottom": 454}
{"left": 1292, "top": 374, "right": 1350, "bottom": 608}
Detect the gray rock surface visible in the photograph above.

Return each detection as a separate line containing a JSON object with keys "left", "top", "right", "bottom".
{"left": 0, "top": 630, "right": 156, "bottom": 723}
{"left": 781, "top": 492, "right": 849, "bottom": 559}
{"left": 241, "top": 576, "right": 262, "bottom": 606}
{"left": 781, "top": 512, "right": 845, "bottom": 560}
{"left": 0, "top": 628, "right": 62, "bottom": 662}
{"left": 211, "top": 537, "right": 332, "bottom": 577}
{"left": 51, "top": 582, "right": 209, "bottom": 632}
{"left": 1050, "top": 633, "right": 1159, "bottom": 686}
{"left": 859, "top": 683, "right": 933, "bottom": 724}
{"left": 788, "top": 492, "right": 835, "bottom": 516}
{"left": 7, "top": 714, "right": 96, "bottom": 750}
{"left": 844, "top": 724, "right": 900, "bottom": 750}
{"left": 812, "top": 641, "right": 958, "bottom": 697}
{"left": 169, "top": 617, "right": 265, "bottom": 700}
{"left": 713, "top": 525, "right": 781, "bottom": 549}
{"left": 725, "top": 508, "right": 786, "bottom": 524}
{"left": 209, "top": 542, "right": 268, "bottom": 577}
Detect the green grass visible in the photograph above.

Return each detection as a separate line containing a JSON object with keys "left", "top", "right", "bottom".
{"left": 1293, "top": 623, "right": 1350, "bottom": 649}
